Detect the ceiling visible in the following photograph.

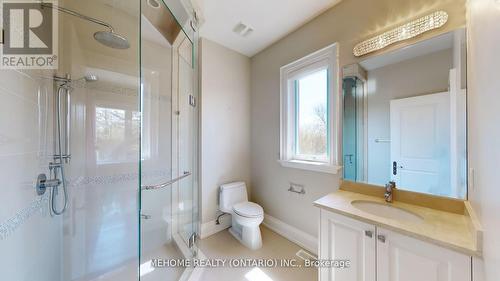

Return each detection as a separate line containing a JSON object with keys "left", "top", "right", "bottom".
{"left": 198, "top": 0, "right": 342, "bottom": 57}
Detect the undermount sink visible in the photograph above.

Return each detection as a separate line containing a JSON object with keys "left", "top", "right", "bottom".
{"left": 351, "top": 200, "right": 424, "bottom": 223}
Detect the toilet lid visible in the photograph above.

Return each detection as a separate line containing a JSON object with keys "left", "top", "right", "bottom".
{"left": 232, "top": 202, "right": 263, "bottom": 218}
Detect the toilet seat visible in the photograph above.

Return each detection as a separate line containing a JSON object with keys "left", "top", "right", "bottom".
{"left": 232, "top": 202, "right": 263, "bottom": 218}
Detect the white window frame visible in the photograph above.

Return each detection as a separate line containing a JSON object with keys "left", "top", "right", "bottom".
{"left": 279, "top": 43, "right": 341, "bottom": 174}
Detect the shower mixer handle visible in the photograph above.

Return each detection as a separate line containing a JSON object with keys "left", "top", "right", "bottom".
{"left": 35, "top": 173, "right": 61, "bottom": 196}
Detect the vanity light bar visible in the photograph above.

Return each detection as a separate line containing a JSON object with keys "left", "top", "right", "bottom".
{"left": 353, "top": 11, "right": 449, "bottom": 57}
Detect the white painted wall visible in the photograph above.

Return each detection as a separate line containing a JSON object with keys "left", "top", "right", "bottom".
{"left": 200, "top": 38, "right": 252, "bottom": 228}
{"left": 467, "top": 0, "right": 500, "bottom": 280}
{"left": 366, "top": 49, "right": 452, "bottom": 186}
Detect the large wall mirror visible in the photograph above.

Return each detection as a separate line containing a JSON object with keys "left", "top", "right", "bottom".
{"left": 342, "top": 27, "right": 467, "bottom": 199}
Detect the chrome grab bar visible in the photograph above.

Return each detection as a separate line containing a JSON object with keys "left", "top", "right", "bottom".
{"left": 141, "top": 171, "right": 191, "bottom": 191}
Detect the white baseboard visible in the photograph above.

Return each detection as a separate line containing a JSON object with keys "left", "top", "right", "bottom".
{"left": 200, "top": 214, "right": 231, "bottom": 239}
{"left": 263, "top": 213, "right": 318, "bottom": 255}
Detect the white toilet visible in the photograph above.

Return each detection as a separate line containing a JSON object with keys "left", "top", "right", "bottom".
{"left": 219, "top": 181, "right": 264, "bottom": 250}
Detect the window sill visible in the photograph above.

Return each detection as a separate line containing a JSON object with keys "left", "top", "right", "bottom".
{"left": 278, "top": 159, "right": 342, "bottom": 174}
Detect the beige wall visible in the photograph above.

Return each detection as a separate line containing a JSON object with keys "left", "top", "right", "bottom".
{"left": 200, "top": 38, "right": 252, "bottom": 225}
{"left": 468, "top": 0, "right": 500, "bottom": 280}
{"left": 250, "top": 0, "right": 466, "bottom": 237}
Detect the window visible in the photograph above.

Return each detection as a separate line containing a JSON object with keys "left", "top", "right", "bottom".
{"left": 279, "top": 44, "right": 340, "bottom": 174}
{"left": 95, "top": 106, "right": 141, "bottom": 165}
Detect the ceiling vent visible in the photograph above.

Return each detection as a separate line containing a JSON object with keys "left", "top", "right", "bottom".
{"left": 233, "top": 22, "right": 254, "bottom": 37}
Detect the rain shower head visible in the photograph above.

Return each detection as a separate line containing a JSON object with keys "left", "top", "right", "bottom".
{"left": 84, "top": 74, "right": 99, "bottom": 82}
{"left": 42, "top": 2, "right": 130, "bottom": 49}
{"left": 94, "top": 31, "right": 130, "bottom": 50}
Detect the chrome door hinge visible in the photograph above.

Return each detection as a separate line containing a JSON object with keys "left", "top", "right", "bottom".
{"left": 190, "top": 20, "right": 197, "bottom": 32}
{"left": 188, "top": 232, "right": 198, "bottom": 248}
{"left": 189, "top": 95, "right": 196, "bottom": 107}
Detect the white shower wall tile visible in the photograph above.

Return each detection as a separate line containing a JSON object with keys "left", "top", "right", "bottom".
{"left": 0, "top": 69, "right": 60, "bottom": 281}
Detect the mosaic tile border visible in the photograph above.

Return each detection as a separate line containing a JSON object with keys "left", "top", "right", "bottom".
{"left": 0, "top": 193, "right": 49, "bottom": 241}
{"left": 0, "top": 169, "right": 172, "bottom": 241}
{"left": 66, "top": 169, "right": 171, "bottom": 188}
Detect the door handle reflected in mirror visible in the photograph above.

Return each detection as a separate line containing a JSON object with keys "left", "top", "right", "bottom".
{"left": 345, "top": 154, "right": 354, "bottom": 164}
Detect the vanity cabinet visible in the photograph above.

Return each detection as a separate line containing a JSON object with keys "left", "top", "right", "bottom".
{"left": 319, "top": 209, "right": 376, "bottom": 281}
{"left": 319, "top": 209, "right": 472, "bottom": 281}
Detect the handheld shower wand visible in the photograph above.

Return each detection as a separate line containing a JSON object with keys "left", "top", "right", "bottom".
{"left": 51, "top": 82, "right": 70, "bottom": 215}
{"left": 36, "top": 74, "right": 99, "bottom": 216}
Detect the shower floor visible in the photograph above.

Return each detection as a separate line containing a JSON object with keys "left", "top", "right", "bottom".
{"left": 89, "top": 242, "right": 185, "bottom": 281}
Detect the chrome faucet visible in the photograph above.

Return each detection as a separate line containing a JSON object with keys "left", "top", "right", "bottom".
{"left": 384, "top": 181, "right": 396, "bottom": 203}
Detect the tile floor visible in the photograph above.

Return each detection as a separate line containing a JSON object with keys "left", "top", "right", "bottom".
{"left": 92, "top": 242, "right": 185, "bottom": 281}
{"left": 198, "top": 226, "right": 317, "bottom": 281}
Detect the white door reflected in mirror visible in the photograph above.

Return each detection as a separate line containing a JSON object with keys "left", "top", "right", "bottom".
{"left": 390, "top": 92, "right": 451, "bottom": 197}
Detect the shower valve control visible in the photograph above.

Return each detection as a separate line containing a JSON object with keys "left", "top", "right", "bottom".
{"left": 35, "top": 173, "right": 61, "bottom": 196}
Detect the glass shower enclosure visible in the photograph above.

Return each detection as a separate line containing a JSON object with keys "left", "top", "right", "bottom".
{"left": 140, "top": 0, "right": 200, "bottom": 280}
{"left": 0, "top": 0, "right": 200, "bottom": 280}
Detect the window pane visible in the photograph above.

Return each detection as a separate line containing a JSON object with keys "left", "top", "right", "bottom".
{"left": 296, "top": 69, "right": 328, "bottom": 160}
{"left": 96, "top": 107, "right": 126, "bottom": 164}
{"left": 95, "top": 107, "right": 140, "bottom": 164}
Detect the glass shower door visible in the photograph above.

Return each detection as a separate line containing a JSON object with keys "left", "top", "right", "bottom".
{"left": 140, "top": 0, "right": 199, "bottom": 279}
{"left": 173, "top": 26, "right": 198, "bottom": 253}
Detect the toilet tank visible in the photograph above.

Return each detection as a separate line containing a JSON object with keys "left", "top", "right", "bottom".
{"left": 219, "top": 182, "right": 248, "bottom": 213}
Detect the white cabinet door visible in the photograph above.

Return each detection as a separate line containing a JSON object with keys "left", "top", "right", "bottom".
{"left": 319, "top": 210, "right": 376, "bottom": 281}
{"left": 376, "top": 228, "right": 471, "bottom": 281}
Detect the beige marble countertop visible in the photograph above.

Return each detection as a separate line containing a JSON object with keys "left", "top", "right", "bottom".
{"left": 314, "top": 190, "right": 482, "bottom": 256}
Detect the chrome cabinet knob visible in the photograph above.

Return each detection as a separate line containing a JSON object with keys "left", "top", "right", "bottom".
{"left": 377, "top": 234, "right": 386, "bottom": 243}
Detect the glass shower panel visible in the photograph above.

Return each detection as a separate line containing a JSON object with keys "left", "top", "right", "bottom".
{"left": 175, "top": 35, "right": 197, "bottom": 249}
{"left": 58, "top": 1, "right": 141, "bottom": 280}
{"left": 1, "top": 1, "right": 141, "bottom": 281}
{"left": 140, "top": 0, "right": 199, "bottom": 280}
{"left": 139, "top": 6, "right": 180, "bottom": 281}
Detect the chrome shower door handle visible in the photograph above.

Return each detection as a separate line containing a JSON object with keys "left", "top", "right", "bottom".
{"left": 141, "top": 171, "right": 191, "bottom": 191}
